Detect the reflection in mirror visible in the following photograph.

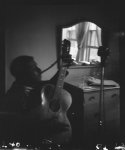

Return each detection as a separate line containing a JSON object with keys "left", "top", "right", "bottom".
{"left": 62, "top": 21, "right": 102, "bottom": 66}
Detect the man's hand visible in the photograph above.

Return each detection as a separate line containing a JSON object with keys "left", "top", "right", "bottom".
{"left": 24, "top": 86, "right": 34, "bottom": 96}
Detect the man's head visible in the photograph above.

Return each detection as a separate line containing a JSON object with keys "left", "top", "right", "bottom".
{"left": 10, "top": 55, "right": 42, "bottom": 84}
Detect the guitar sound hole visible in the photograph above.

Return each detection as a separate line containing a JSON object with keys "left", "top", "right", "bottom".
{"left": 49, "top": 100, "right": 60, "bottom": 112}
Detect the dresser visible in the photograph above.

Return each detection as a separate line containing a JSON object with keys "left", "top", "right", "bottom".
{"left": 65, "top": 67, "right": 120, "bottom": 144}
{"left": 83, "top": 86, "right": 120, "bottom": 143}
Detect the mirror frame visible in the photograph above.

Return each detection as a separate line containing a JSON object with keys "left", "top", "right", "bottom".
{"left": 56, "top": 18, "right": 111, "bottom": 69}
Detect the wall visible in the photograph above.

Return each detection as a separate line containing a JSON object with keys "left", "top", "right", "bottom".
{"left": 4, "top": 4, "right": 120, "bottom": 91}
{"left": 5, "top": 5, "right": 58, "bottom": 90}
{"left": 104, "top": 32, "right": 120, "bottom": 83}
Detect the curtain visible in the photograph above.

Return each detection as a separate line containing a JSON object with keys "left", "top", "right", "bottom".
{"left": 96, "top": 25, "right": 102, "bottom": 47}
{"left": 75, "top": 22, "right": 102, "bottom": 62}
{"left": 75, "top": 22, "right": 89, "bottom": 62}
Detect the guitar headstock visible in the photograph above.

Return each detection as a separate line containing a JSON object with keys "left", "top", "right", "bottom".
{"left": 61, "top": 39, "right": 73, "bottom": 66}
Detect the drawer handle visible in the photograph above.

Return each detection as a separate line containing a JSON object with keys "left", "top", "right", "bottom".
{"left": 89, "top": 96, "right": 95, "bottom": 101}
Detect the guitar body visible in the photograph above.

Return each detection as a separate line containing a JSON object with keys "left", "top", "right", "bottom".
{"left": 40, "top": 84, "right": 72, "bottom": 145}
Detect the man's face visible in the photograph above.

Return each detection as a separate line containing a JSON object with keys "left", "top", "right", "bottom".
{"left": 27, "top": 60, "right": 42, "bottom": 83}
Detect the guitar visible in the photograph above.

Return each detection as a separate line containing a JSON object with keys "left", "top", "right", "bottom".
{"left": 40, "top": 39, "right": 73, "bottom": 145}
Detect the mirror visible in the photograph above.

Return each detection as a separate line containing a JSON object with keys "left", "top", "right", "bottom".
{"left": 62, "top": 21, "right": 102, "bottom": 66}
{"left": 56, "top": 20, "right": 111, "bottom": 68}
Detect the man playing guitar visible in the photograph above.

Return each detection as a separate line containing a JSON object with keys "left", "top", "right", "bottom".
{"left": 1, "top": 40, "right": 73, "bottom": 149}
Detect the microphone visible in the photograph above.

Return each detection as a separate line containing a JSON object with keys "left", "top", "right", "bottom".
{"left": 98, "top": 46, "right": 110, "bottom": 58}
{"left": 97, "top": 46, "right": 110, "bottom": 66}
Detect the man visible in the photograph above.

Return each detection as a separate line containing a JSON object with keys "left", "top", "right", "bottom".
{"left": 1, "top": 55, "right": 72, "bottom": 147}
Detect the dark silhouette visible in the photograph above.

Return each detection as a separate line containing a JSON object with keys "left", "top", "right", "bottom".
{"left": 0, "top": 55, "right": 84, "bottom": 149}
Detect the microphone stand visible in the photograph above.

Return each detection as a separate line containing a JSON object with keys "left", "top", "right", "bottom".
{"left": 97, "top": 46, "right": 110, "bottom": 146}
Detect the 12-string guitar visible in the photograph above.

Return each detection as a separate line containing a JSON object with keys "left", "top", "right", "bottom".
{"left": 40, "top": 39, "right": 73, "bottom": 145}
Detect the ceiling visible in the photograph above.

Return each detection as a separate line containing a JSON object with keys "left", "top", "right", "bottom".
{"left": 1, "top": 0, "right": 124, "bottom": 6}
{"left": 1, "top": 0, "right": 125, "bottom": 30}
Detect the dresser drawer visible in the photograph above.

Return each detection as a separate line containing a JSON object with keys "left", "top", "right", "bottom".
{"left": 84, "top": 91, "right": 100, "bottom": 104}
{"left": 83, "top": 91, "right": 100, "bottom": 136}
{"left": 83, "top": 87, "right": 120, "bottom": 139}
{"left": 104, "top": 88, "right": 120, "bottom": 130}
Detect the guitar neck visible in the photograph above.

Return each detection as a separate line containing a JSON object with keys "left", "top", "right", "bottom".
{"left": 53, "top": 39, "right": 71, "bottom": 98}
{"left": 54, "top": 66, "right": 67, "bottom": 97}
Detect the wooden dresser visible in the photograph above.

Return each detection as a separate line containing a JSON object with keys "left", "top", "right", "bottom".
{"left": 83, "top": 86, "right": 120, "bottom": 143}
{"left": 65, "top": 67, "right": 120, "bottom": 144}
